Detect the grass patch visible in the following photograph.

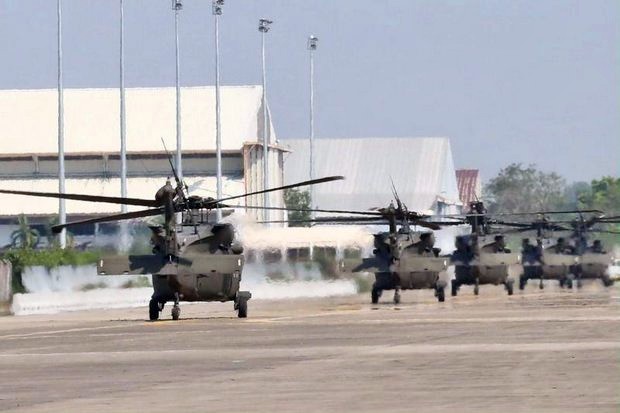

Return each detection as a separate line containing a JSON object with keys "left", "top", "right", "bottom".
{"left": 80, "top": 282, "right": 107, "bottom": 291}
{"left": 121, "top": 276, "right": 152, "bottom": 289}
{"left": 353, "top": 274, "right": 373, "bottom": 293}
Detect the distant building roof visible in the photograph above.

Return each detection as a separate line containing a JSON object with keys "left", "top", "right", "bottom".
{"left": 456, "top": 169, "right": 481, "bottom": 208}
{"left": 283, "top": 137, "right": 461, "bottom": 214}
{"left": 0, "top": 85, "right": 275, "bottom": 154}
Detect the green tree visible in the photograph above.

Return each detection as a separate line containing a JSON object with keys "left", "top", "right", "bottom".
{"left": 10, "top": 215, "right": 40, "bottom": 249}
{"left": 484, "top": 163, "right": 565, "bottom": 213}
{"left": 284, "top": 189, "right": 311, "bottom": 227}
{"left": 576, "top": 176, "right": 620, "bottom": 214}
{"left": 573, "top": 177, "right": 620, "bottom": 247}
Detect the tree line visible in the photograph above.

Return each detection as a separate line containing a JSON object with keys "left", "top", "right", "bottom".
{"left": 484, "top": 163, "right": 619, "bottom": 215}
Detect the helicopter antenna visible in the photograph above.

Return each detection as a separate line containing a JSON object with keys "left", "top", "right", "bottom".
{"left": 161, "top": 138, "right": 188, "bottom": 200}
{"left": 389, "top": 177, "right": 401, "bottom": 209}
{"left": 389, "top": 177, "right": 410, "bottom": 232}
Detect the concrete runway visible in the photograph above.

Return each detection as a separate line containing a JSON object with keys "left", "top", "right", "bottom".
{"left": 0, "top": 283, "right": 618, "bottom": 413}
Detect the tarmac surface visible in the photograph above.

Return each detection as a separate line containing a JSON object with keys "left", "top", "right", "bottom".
{"left": 0, "top": 282, "right": 619, "bottom": 413}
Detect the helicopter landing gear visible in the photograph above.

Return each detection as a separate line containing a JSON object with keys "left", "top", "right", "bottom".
{"left": 235, "top": 291, "right": 251, "bottom": 318}
{"left": 171, "top": 305, "right": 180, "bottom": 320}
{"left": 435, "top": 286, "right": 445, "bottom": 302}
{"left": 149, "top": 298, "right": 160, "bottom": 321}
{"left": 451, "top": 280, "right": 459, "bottom": 297}
{"left": 171, "top": 293, "right": 180, "bottom": 320}
{"left": 371, "top": 286, "right": 382, "bottom": 304}
{"left": 393, "top": 288, "right": 401, "bottom": 304}
{"left": 435, "top": 280, "right": 446, "bottom": 302}
{"left": 505, "top": 279, "right": 514, "bottom": 296}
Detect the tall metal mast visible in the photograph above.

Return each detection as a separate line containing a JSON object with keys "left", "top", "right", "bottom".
{"left": 258, "top": 18, "right": 272, "bottom": 221}
{"left": 119, "top": 0, "right": 129, "bottom": 250}
{"left": 307, "top": 35, "right": 318, "bottom": 215}
{"left": 57, "top": 0, "right": 66, "bottom": 248}
{"left": 173, "top": 1, "right": 183, "bottom": 182}
{"left": 213, "top": 0, "right": 224, "bottom": 221}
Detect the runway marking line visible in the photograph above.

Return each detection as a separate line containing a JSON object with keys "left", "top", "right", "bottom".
{"left": 0, "top": 341, "right": 618, "bottom": 359}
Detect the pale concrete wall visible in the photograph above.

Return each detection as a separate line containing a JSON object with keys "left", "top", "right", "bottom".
{"left": 0, "top": 260, "right": 12, "bottom": 315}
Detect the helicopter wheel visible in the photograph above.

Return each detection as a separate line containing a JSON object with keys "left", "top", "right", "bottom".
{"left": 171, "top": 305, "right": 180, "bottom": 321}
{"left": 237, "top": 298, "right": 248, "bottom": 318}
{"left": 149, "top": 299, "right": 160, "bottom": 321}
{"left": 436, "top": 287, "right": 445, "bottom": 302}
{"left": 393, "top": 290, "right": 401, "bottom": 304}
{"left": 371, "top": 287, "right": 381, "bottom": 304}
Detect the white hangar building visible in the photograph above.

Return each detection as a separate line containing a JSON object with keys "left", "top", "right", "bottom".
{"left": 283, "top": 137, "right": 462, "bottom": 215}
{"left": 0, "top": 85, "right": 286, "bottom": 246}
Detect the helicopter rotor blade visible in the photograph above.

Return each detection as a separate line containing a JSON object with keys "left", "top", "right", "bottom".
{"left": 238, "top": 205, "right": 384, "bottom": 216}
{"left": 589, "top": 229, "right": 620, "bottom": 235}
{"left": 51, "top": 207, "right": 165, "bottom": 233}
{"left": 432, "top": 209, "right": 604, "bottom": 219}
{"left": 258, "top": 216, "right": 391, "bottom": 225}
{"left": 0, "top": 189, "right": 157, "bottom": 207}
{"left": 205, "top": 176, "right": 344, "bottom": 206}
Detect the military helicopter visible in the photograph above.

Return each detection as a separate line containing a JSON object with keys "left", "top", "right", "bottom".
{"left": 447, "top": 201, "right": 534, "bottom": 297}
{"left": 0, "top": 159, "right": 344, "bottom": 320}
{"left": 443, "top": 203, "right": 612, "bottom": 292}
{"left": 517, "top": 212, "right": 618, "bottom": 289}
{"left": 263, "top": 184, "right": 460, "bottom": 304}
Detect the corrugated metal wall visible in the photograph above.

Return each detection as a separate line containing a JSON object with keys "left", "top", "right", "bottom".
{"left": 243, "top": 144, "right": 286, "bottom": 223}
{"left": 282, "top": 137, "right": 462, "bottom": 214}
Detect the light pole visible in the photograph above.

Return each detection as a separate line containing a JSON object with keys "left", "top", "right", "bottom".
{"left": 57, "top": 0, "right": 66, "bottom": 248}
{"left": 258, "top": 18, "right": 272, "bottom": 222}
{"left": 119, "top": 0, "right": 129, "bottom": 250}
{"left": 213, "top": 0, "right": 223, "bottom": 221}
{"left": 307, "top": 35, "right": 318, "bottom": 215}
{"left": 173, "top": 0, "right": 183, "bottom": 182}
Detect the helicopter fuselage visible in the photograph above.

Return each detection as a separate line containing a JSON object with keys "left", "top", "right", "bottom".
{"left": 97, "top": 222, "right": 250, "bottom": 318}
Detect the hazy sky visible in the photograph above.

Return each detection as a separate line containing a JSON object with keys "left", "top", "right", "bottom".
{"left": 1, "top": 0, "right": 618, "bottom": 182}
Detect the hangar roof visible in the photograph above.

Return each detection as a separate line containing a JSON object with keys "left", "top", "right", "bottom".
{"left": 283, "top": 137, "right": 461, "bottom": 214}
{"left": 0, "top": 85, "right": 275, "bottom": 154}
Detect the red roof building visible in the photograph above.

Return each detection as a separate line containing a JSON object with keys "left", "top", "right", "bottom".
{"left": 456, "top": 169, "right": 481, "bottom": 211}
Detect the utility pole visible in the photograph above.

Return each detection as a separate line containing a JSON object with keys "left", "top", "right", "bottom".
{"left": 213, "top": 0, "right": 224, "bottom": 221}
{"left": 119, "top": 0, "right": 129, "bottom": 250}
{"left": 258, "top": 18, "right": 272, "bottom": 222}
{"left": 57, "top": 0, "right": 66, "bottom": 248}
{"left": 173, "top": 1, "right": 183, "bottom": 182}
{"left": 307, "top": 35, "right": 318, "bottom": 216}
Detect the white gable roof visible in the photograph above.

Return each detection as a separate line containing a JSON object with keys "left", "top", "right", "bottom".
{"left": 0, "top": 85, "right": 275, "bottom": 154}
